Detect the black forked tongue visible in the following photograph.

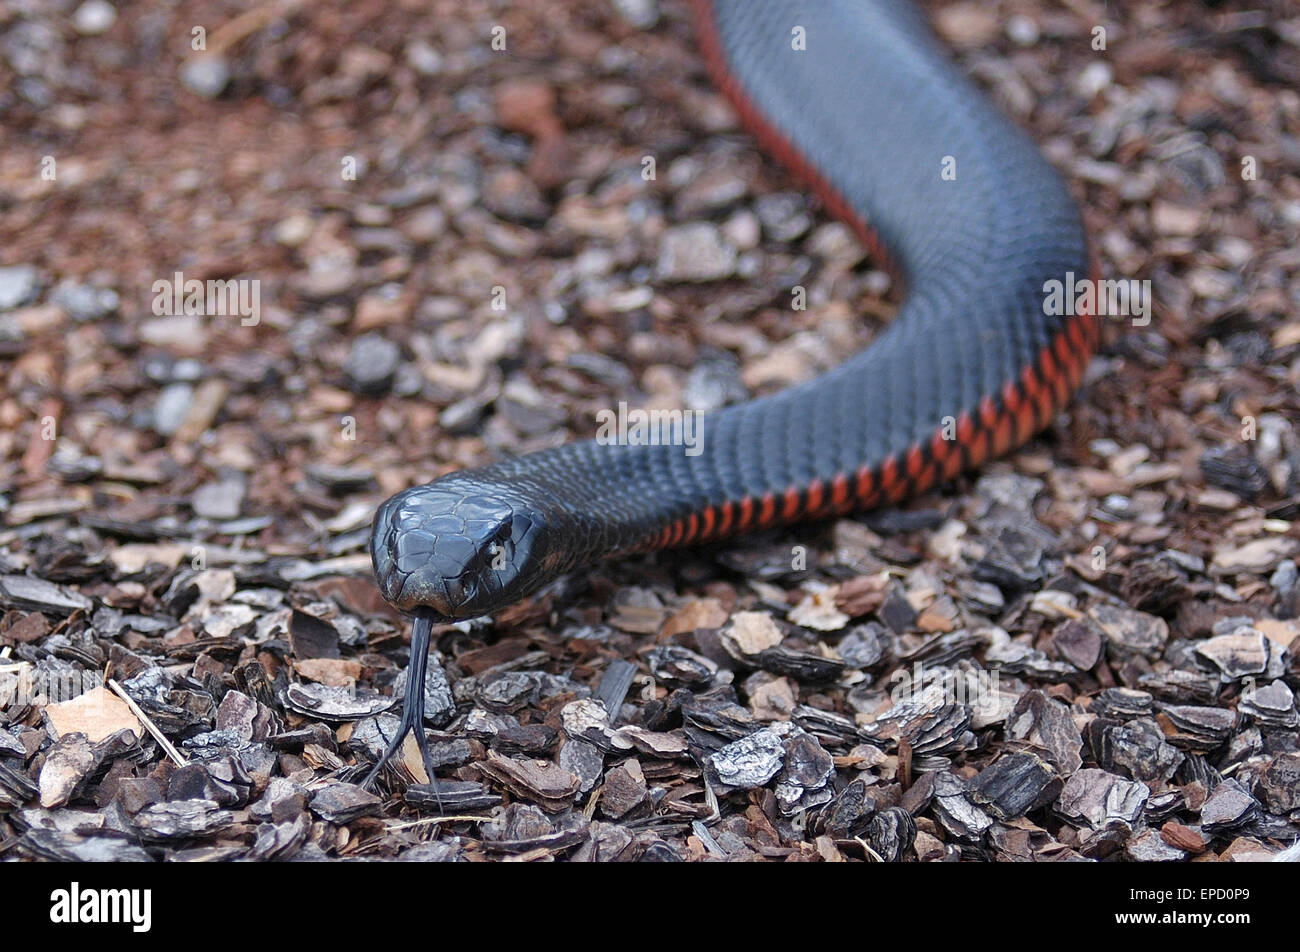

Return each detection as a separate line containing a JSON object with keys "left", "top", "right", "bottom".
{"left": 361, "top": 612, "right": 442, "bottom": 811}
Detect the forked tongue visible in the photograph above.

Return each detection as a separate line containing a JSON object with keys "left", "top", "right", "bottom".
{"left": 361, "top": 613, "right": 442, "bottom": 811}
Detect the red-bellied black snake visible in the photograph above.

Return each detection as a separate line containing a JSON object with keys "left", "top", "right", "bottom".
{"left": 362, "top": 0, "right": 1098, "bottom": 790}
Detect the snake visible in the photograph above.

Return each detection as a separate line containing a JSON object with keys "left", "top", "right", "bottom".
{"left": 361, "top": 0, "right": 1098, "bottom": 790}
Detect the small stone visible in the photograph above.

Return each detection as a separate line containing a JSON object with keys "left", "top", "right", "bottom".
{"left": 1090, "top": 602, "right": 1168, "bottom": 661}
{"left": 1057, "top": 769, "right": 1149, "bottom": 829}
{"left": 867, "top": 807, "right": 916, "bottom": 862}
{"left": 192, "top": 475, "right": 246, "bottom": 520}
{"left": 866, "top": 683, "right": 974, "bottom": 762}
{"left": 405, "top": 39, "right": 443, "bottom": 75}
{"left": 657, "top": 223, "right": 736, "bottom": 282}
{"left": 1093, "top": 717, "right": 1183, "bottom": 783}
{"left": 789, "top": 589, "right": 851, "bottom": 632}
{"left": 179, "top": 56, "right": 230, "bottom": 99}
{"left": 708, "top": 726, "right": 788, "bottom": 790}
{"left": 152, "top": 383, "right": 194, "bottom": 436}
{"left": 911, "top": 830, "right": 945, "bottom": 861}
{"left": 1271, "top": 561, "right": 1299, "bottom": 616}
{"left": 835, "top": 623, "right": 888, "bottom": 669}
{"left": 1159, "top": 706, "right": 1240, "bottom": 752}
{"left": 877, "top": 586, "right": 919, "bottom": 633}
{"left": 721, "top": 210, "right": 760, "bottom": 251}
{"left": 1075, "top": 62, "right": 1113, "bottom": 99}
{"left": 1053, "top": 618, "right": 1104, "bottom": 670}
{"left": 283, "top": 682, "right": 392, "bottom": 721}
{"left": 610, "top": 0, "right": 658, "bottom": 28}
{"left": 1151, "top": 202, "right": 1204, "bottom": 237}
{"left": 19, "top": 830, "right": 152, "bottom": 862}
{"left": 967, "top": 752, "right": 1060, "bottom": 820}
{"left": 775, "top": 731, "right": 834, "bottom": 814}
{"left": 645, "top": 645, "right": 717, "bottom": 686}
{"left": 141, "top": 314, "right": 207, "bottom": 352}
{"left": 405, "top": 660, "right": 456, "bottom": 728}
{"left": 132, "top": 799, "right": 234, "bottom": 840}
{"left": 561, "top": 698, "right": 614, "bottom": 743}
{"left": 38, "top": 733, "right": 96, "bottom": 808}
{"left": 615, "top": 726, "right": 688, "bottom": 760}
{"left": 659, "top": 598, "right": 729, "bottom": 640}
{"left": 0, "top": 266, "right": 39, "bottom": 310}
{"left": 273, "top": 214, "right": 313, "bottom": 246}
{"left": 478, "top": 672, "right": 540, "bottom": 713}
{"left": 1199, "top": 447, "right": 1271, "bottom": 501}
{"left": 310, "top": 782, "right": 382, "bottom": 823}
{"left": 1195, "top": 628, "right": 1283, "bottom": 682}
{"left": 720, "top": 611, "right": 784, "bottom": 657}
{"left": 295, "top": 658, "right": 363, "bottom": 688}
{"left": 1125, "top": 829, "right": 1185, "bottom": 862}
{"left": 344, "top": 333, "right": 401, "bottom": 395}
{"left": 754, "top": 192, "right": 812, "bottom": 242}
{"left": 1256, "top": 752, "right": 1300, "bottom": 814}
{"left": 558, "top": 738, "right": 605, "bottom": 795}
{"left": 197, "top": 604, "right": 257, "bottom": 639}
{"left": 931, "top": 771, "right": 993, "bottom": 842}
{"left": 73, "top": 0, "right": 117, "bottom": 35}
{"left": 1200, "top": 779, "right": 1257, "bottom": 834}
{"left": 1240, "top": 680, "right": 1299, "bottom": 730}
{"left": 599, "top": 760, "right": 647, "bottom": 819}
{"left": 477, "top": 750, "right": 580, "bottom": 813}
{"left": 495, "top": 79, "right": 558, "bottom": 137}
{"left": 215, "top": 691, "right": 260, "bottom": 742}
{"left": 167, "top": 763, "right": 231, "bottom": 805}
{"left": 1006, "top": 14, "right": 1040, "bottom": 46}
{"left": 1088, "top": 688, "right": 1155, "bottom": 720}
{"left": 683, "top": 353, "right": 746, "bottom": 413}
{"left": 1137, "top": 669, "right": 1217, "bottom": 705}
{"left": 672, "top": 161, "right": 748, "bottom": 216}
{"left": 438, "top": 394, "right": 487, "bottom": 434}
{"left": 249, "top": 815, "right": 310, "bottom": 861}
{"left": 1210, "top": 537, "right": 1297, "bottom": 575}
{"left": 747, "top": 674, "right": 797, "bottom": 721}
{"left": 1006, "top": 690, "right": 1083, "bottom": 774}
{"left": 0, "top": 575, "right": 93, "bottom": 615}
{"left": 405, "top": 780, "right": 499, "bottom": 814}
{"left": 933, "top": 2, "right": 999, "bottom": 47}
{"left": 482, "top": 803, "right": 555, "bottom": 844}
{"left": 50, "top": 280, "right": 119, "bottom": 321}
{"left": 1219, "top": 837, "right": 1279, "bottom": 862}
{"left": 353, "top": 290, "right": 410, "bottom": 331}
{"left": 818, "top": 778, "right": 876, "bottom": 838}
{"left": 400, "top": 205, "right": 447, "bottom": 243}
{"left": 482, "top": 168, "right": 548, "bottom": 223}
{"left": 1223, "top": 726, "right": 1264, "bottom": 768}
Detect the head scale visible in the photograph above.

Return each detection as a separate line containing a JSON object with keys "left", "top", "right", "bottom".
{"left": 370, "top": 478, "right": 554, "bottom": 618}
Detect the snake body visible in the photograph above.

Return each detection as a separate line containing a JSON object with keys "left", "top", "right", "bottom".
{"left": 363, "top": 0, "right": 1096, "bottom": 786}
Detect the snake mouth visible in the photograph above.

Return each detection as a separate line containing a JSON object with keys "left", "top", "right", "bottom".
{"left": 386, "top": 570, "right": 471, "bottom": 618}
{"left": 379, "top": 570, "right": 449, "bottom": 616}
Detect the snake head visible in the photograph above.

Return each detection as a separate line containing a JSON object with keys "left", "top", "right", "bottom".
{"left": 370, "top": 478, "right": 553, "bottom": 618}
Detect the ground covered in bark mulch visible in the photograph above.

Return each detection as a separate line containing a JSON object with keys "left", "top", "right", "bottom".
{"left": 1, "top": 0, "right": 1299, "bottom": 862}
